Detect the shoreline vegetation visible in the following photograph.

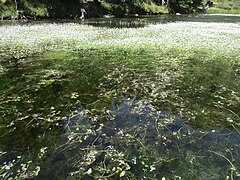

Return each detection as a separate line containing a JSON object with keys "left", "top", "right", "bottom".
{"left": 0, "top": 0, "right": 239, "bottom": 21}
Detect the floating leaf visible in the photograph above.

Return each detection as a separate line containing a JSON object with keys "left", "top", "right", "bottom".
{"left": 119, "top": 170, "right": 125, "bottom": 177}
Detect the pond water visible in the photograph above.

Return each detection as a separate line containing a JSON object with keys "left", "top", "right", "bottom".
{"left": 83, "top": 14, "right": 240, "bottom": 28}
{"left": 0, "top": 14, "right": 240, "bottom": 179}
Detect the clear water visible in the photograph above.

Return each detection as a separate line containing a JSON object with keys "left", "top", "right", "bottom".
{"left": 0, "top": 14, "right": 240, "bottom": 179}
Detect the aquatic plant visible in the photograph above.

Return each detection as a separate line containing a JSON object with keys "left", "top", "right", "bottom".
{"left": 0, "top": 22, "right": 239, "bottom": 59}
{"left": 0, "top": 20, "right": 240, "bottom": 179}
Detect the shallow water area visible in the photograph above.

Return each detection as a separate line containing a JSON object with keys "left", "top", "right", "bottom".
{"left": 0, "top": 15, "right": 240, "bottom": 179}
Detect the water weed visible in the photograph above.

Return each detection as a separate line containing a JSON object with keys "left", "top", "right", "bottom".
{"left": 0, "top": 21, "right": 239, "bottom": 58}
{"left": 0, "top": 18, "right": 240, "bottom": 179}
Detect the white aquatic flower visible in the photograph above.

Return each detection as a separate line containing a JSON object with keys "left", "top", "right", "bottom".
{"left": 0, "top": 22, "right": 239, "bottom": 58}
{"left": 40, "top": 147, "right": 48, "bottom": 154}
{"left": 4, "top": 165, "right": 10, "bottom": 170}
{"left": 150, "top": 165, "right": 156, "bottom": 172}
{"left": 68, "top": 135, "right": 74, "bottom": 141}
{"left": 86, "top": 168, "right": 92, "bottom": 175}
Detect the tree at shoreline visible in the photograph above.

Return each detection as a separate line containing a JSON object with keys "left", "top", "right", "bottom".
{"left": 168, "top": 0, "right": 204, "bottom": 14}
{"left": 0, "top": 0, "right": 205, "bottom": 19}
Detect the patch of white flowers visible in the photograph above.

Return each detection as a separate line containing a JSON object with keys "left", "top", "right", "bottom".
{"left": 0, "top": 22, "right": 239, "bottom": 58}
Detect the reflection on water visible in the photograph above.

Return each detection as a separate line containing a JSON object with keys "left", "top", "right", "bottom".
{"left": 77, "top": 14, "right": 240, "bottom": 28}
{"left": 0, "top": 14, "right": 239, "bottom": 28}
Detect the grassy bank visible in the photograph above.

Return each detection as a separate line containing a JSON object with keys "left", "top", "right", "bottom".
{"left": 208, "top": 0, "right": 240, "bottom": 14}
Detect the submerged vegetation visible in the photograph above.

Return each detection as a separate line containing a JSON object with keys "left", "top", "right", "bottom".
{"left": 0, "top": 17, "right": 240, "bottom": 179}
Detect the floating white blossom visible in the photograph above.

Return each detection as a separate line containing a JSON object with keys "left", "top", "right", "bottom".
{"left": 0, "top": 22, "right": 239, "bottom": 59}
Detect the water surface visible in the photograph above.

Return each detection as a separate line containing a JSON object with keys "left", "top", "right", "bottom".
{"left": 0, "top": 14, "right": 240, "bottom": 179}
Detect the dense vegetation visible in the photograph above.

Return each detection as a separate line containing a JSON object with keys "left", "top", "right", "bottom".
{"left": 0, "top": 0, "right": 239, "bottom": 179}
{"left": 1, "top": 0, "right": 239, "bottom": 20}
{"left": 0, "top": 0, "right": 207, "bottom": 19}
{"left": 0, "top": 18, "right": 240, "bottom": 179}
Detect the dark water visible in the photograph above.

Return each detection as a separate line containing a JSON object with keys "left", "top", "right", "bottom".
{"left": 0, "top": 14, "right": 239, "bottom": 28}
{"left": 82, "top": 14, "right": 240, "bottom": 28}
{"left": 0, "top": 15, "right": 240, "bottom": 179}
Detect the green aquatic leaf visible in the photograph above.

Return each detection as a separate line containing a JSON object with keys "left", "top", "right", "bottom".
{"left": 119, "top": 170, "right": 125, "bottom": 177}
